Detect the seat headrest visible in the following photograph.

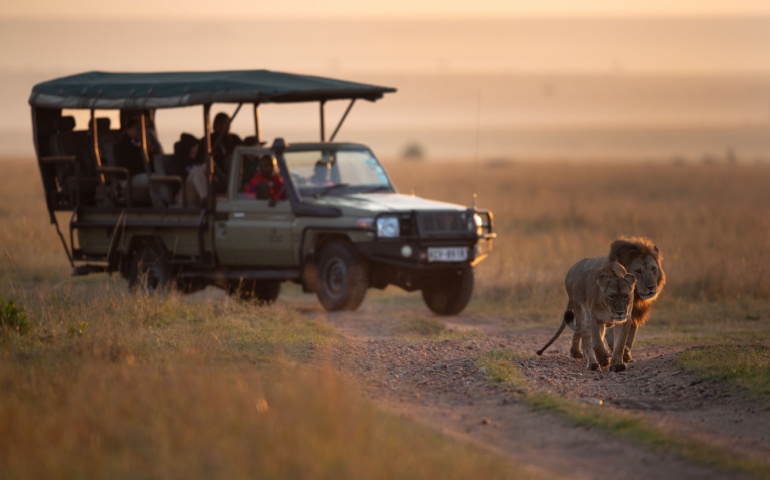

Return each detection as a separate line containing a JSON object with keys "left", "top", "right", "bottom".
{"left": 95, "top": 117, "right": 111, "bottom": 131}
{"left": 57, "top": 116, "right": 76, "bottom": 132}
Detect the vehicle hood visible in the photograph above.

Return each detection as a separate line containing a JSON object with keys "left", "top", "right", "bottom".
{"left": 307, "top": 193, "right": 469, "bottom": 215}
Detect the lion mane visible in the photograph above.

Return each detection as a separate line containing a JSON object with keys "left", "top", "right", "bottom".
{"left": 608, "top": 236, "right": 666, "bottom": 328}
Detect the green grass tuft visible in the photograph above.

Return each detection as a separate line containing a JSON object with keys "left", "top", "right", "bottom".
{"left": 0, "top": 295, "right": 30, "bottom": 336}
{"left": 477, "top": 350, "right": 529, "bottom": 389}
{"left": 677, "top": 344, "right": 770, "bottom": 398}
{"left": 525, "top": 392, "right": 770, "bottom": 478}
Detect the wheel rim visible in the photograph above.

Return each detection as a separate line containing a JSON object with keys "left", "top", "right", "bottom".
{"left": 139, "top": 260, "right": 164, "bottom": 291}
{"left": 131, "top": 247, "right": 170, "bottom": 293}
{"left": 323, "top": 258, "right": 348, "bottom": 297}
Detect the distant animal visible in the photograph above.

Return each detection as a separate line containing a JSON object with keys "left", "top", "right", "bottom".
{"left": 536, "top": 237, "right": 666, "bottom": 369}
{"left": 537, "top": 260, "right": 636, "bottom": 371}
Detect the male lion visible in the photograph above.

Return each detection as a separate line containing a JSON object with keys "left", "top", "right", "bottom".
{"left": 537, "top": 260, "right": 636, "bottom": 371}
{"left": 537, "top": 237, "right": 666, "bottom": 368}
{"left": 603, "top": 237, "right": 666, "bottom": 363}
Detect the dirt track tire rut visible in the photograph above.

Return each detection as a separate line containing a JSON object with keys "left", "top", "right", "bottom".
{"left": 322, "top": 310, "right": 770, "bottom": 480}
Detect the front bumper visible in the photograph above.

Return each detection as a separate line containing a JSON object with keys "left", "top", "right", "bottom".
{"left": 356, "top": 208, "right": 495, "bottom": 269}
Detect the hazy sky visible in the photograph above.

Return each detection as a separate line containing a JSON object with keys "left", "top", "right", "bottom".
{"left": 4, "top": 0, "right": 770, "bottom": 19}
{"left": 3, "top": 0, "right": 769, "bottom": 159}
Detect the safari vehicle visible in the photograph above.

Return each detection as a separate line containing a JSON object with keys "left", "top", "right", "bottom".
{"left": 29, "top": 70, "right": 495, "bottom": 315}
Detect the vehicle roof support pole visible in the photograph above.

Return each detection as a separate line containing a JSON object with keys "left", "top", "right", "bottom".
{"left": 89, "top": 109, "right": 105, "bottom": 183}
{"left": 53, "top": 214, "right": 74, "bottom": 268}
{"left": 139, "top": 113, "right": 151, "bottom": 172}
{"left": 139, "top": 112, "right": 162, "bottom": 206}
{"left": 319, "top": 100, "right": 326, "bottom": 141}
{"left": 203, "top": 104, "right": 213, "bottom": 210}
{"left": 253, "top": 103, "right": 261, "bottom": 144}
{"left": 329, "top": 99, "right": 356, "bottom": 142}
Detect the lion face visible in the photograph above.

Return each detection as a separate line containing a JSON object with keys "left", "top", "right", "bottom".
{"left": 598, "top": 267, "right": 636, "bottom": 322}
{"left": 626, "top": 254, "right": 662, "bottom": 300}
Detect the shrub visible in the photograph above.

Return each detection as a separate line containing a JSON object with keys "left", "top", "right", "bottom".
{"left": 0, "top": 295, "right": 30, "bottom": 335}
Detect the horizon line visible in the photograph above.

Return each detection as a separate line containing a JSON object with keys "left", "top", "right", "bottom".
{"left": 4, "top": 13, "right": 770, "bottom": 21}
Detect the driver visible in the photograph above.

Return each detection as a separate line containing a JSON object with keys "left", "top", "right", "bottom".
{"left": 310, "top": 160, "right": 333, "bottom": 186}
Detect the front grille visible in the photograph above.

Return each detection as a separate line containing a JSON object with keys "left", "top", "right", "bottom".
{"left": 417, "top": 211, "right": 469, "bottom": 237}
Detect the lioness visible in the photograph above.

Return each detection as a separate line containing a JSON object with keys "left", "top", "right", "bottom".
{"left": 537, "top": 237, "right": 666, "bottom": 366}
{"left": 538, "top": 260, "right": 636, "bottom": 371}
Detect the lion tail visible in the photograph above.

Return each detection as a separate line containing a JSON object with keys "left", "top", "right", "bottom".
{"left": 536, "top": 309, "right": 573, "bottom": 356}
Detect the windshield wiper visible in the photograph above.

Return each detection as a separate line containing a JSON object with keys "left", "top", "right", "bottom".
{"left": 316, "top": 183, "right": 351, "bottom": 197}
{"left": 361, "top": 185, "right": 392, "bottom": 193}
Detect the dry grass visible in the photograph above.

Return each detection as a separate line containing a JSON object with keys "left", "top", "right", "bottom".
{"left": 0, "top": 285, "right": 524, "bottom": 479}
{"left": 0, "top": 159, "right": 532, "bottom": 479}
{"left": 387, "top": 159, "right": 770, "bottom": 324}
{"left": 2, "top": 156, "right": 770, "bottom": 478}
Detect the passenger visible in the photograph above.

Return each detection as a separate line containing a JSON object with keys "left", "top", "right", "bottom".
{"left": 310, "top": 160, "right": 333, "bottom": 186}
{"left": 244, "top": 155, "right": 286, "bottom": 206}
{"left": 113, "top": 118, "right": 160, "bottom": 203}
{"left": 167, "top": 133, "right": 201, "bottom": 205}
{"left": 167, "top": 133, "right": 200, "bottom": 179}
{"left": 123, "top": 112, "right": 164, "bottom": 154}
{"left": 199, "top": 112, "right": 241, "bottom": 194}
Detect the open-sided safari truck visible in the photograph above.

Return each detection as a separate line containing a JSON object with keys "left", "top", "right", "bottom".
{"left": 30, "top": 70, "right": 495, "bottom": 315}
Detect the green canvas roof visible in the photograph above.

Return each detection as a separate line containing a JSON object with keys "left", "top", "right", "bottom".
{"left": 29, "top": 70, "right": 396, "bottom": 109}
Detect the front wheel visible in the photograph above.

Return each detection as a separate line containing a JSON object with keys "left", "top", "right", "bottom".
{"left": 316, "top": 241, "right": 368, "bottom": 311}
{"left": 422, "top": 266, "right": 474, "bottom": 316}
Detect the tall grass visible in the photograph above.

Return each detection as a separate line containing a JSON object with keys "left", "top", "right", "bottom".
{"left": 0, "top": 157, "right": 533, "bottom": 478}
{"left": 387, "top": 160, "right": 770, "bottom": 320}
{"left": 2, "top": 157, "right": 770, "bottom": 477}
{"left": 0, "top": 286, "right": 525, "bottom": 479}
{"left": 4, "top": 159, "right": 770, "bottom": 308}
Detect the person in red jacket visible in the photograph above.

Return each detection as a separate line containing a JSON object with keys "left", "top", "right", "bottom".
{"left": 244, "top": 154, "right": 286, "bottom": 206}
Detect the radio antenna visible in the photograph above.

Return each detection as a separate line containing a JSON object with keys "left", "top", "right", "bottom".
{"left": 474, "top": 89, "right": 481, "bottom": 166}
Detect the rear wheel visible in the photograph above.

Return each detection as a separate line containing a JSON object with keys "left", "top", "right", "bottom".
{"left": 127, "top": 245, "right": 173, "bottom": 293}
{"left": 228, "top": 280, "right": 281, "bottom": 305}
{"left": 421, "top": 266, "right": 474, "bottom": 316}
{"left": 316, "top": 240, "right": 368, "bottom": 311}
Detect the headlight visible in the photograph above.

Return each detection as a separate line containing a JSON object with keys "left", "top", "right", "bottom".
{"left": 376, "top": 216, "right": 400, "bottom": 238}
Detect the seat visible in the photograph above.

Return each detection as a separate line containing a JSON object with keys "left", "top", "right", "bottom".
{"left": 92, "top": 117, "right": 121, "bottom": 168}
{"left": 43, "top": 116, "right": 100, "bottom": 208}
{"left": 149, "top": 153, "right": 185, "bottom": 208}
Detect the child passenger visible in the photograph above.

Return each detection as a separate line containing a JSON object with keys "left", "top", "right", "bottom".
{"left": 244, "top": 155, "right": 286, "bottom": 206}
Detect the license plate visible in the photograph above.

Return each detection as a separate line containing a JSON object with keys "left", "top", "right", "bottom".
{"left": 427, "top": 247, "right": 468, "bottom": 262}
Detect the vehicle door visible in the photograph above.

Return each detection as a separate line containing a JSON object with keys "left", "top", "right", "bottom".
{"left": 214, "top": 152, "right": 294, "bottom": 267}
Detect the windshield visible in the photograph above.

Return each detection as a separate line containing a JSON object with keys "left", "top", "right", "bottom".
{"left": 284, "top": 147, "right": 394, "bottom": 197}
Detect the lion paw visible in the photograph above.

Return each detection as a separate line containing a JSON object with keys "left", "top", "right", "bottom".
{"left": 588, "top": 362, "right": 600, "bottom": 371}
{"left": 609, "top": 363, "right": 627, "bottom": 373}
{"left": 570, "top": 350, "right": 584, "bottom": 360}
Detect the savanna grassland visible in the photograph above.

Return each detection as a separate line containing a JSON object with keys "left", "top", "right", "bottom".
{"left": 389, "top": 158, "right": 770, "bottom": 326}
{"left": 2, "top": 157, "right": 770, "bottom": 479}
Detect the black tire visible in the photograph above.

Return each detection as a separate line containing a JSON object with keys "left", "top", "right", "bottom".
{"left": 316, "top": 241, "right": 368, "bottom": 311}
{"left": 421, "top": 266, "right": 474, "bottom": 316}
{"left": 228, "top": 280, "right": 281, "bottom": 305}
{"left": 127, "top": 245, "right": 173, "bottom": 293}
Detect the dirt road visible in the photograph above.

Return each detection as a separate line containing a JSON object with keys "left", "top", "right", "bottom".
{"left": 315, "top": 303, "right": 770, "bottom": 480}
